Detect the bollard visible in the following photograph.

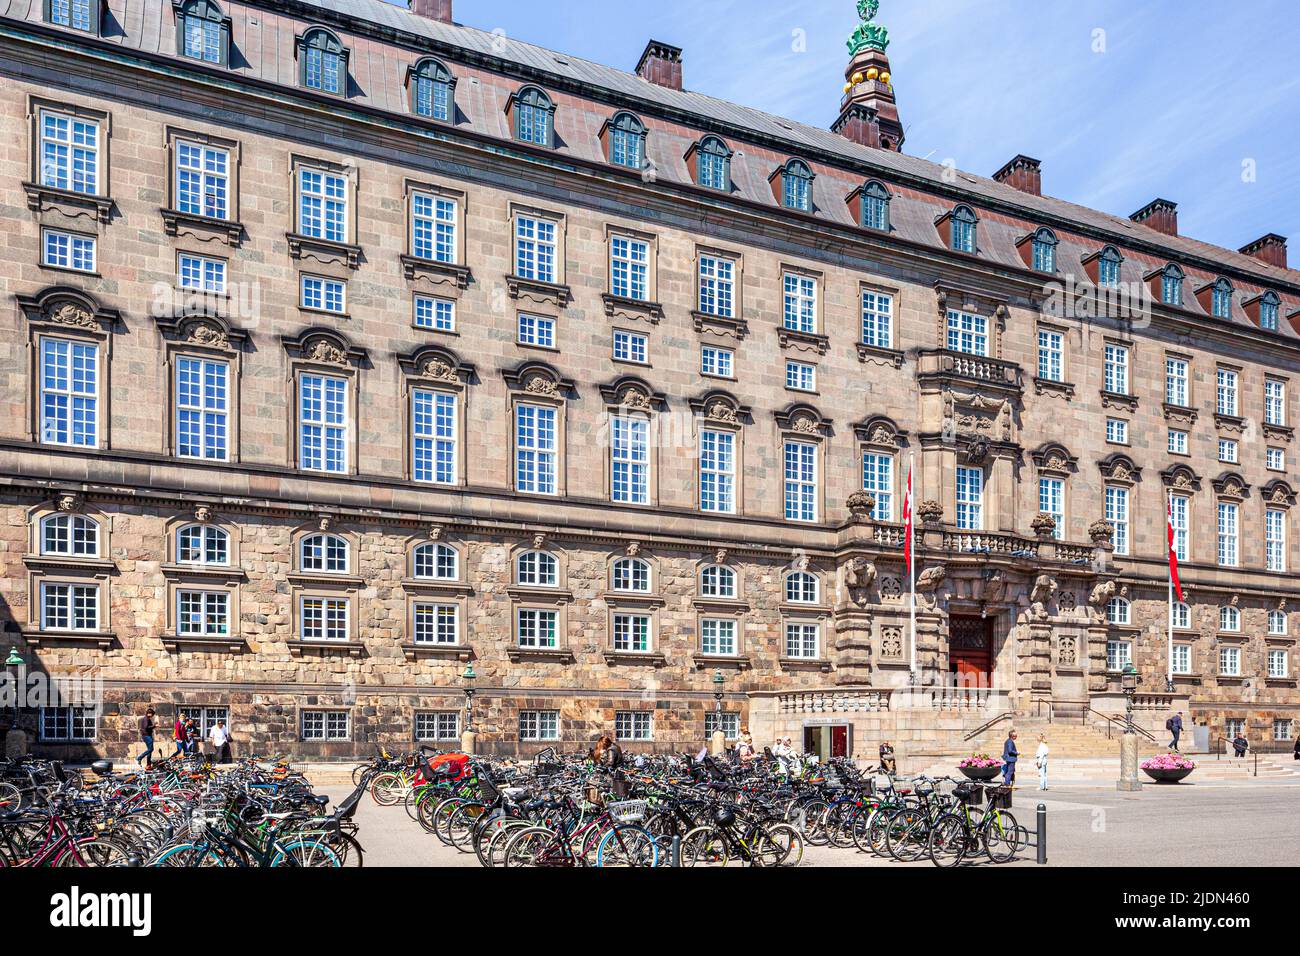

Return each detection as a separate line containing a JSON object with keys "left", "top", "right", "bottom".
{"left": 1035, "top": 803, "right": 1047, "bottom": 865}
{"left": 671, "top": 834, "right": 681, "bottom": 868}
{"left": 126, "top": 854, "right": 143, "bottom": 868}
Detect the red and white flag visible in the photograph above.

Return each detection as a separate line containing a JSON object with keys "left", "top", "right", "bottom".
{"left": 1166, "top": 498, "right": 1184, "bottom": 602}
{"left": 903, "top": 462, "right": 914, "bottom": 576}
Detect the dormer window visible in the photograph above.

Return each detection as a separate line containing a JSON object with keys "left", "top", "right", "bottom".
{"left": 409, "top": 58, "right": 454, "bottom": 122}
{"left": 298, "top": 27, "right": 347, "bottom": 96}
{"left": 512, "top": 87, "right": 554, "bottom": 147}
{"left": 1160, "top": 263, "right": 1184, "bottom": 306}
{"left": 1098, "top": 245, "right": 1122, "bottom": 287}
{"left": 1030, "top": 227, "right": 1057, "bottom": 273}
{"left": 1211, "top": 278, "right": 1233, "bottom": 318}
{"left": 176, "top": 0, "right": 230, "bottom": 66}
{"left": 47, "top": 0, "right": 98, "bottom": 33}
{"left": 606, "top": 112, "right": 646, "bottom": 169}
{"left": 780, "top": 160, "right": 814, "bottom": 212}
{"left": 694, "top": 136, "right": 731, "bottom": 191}
{"left": 951, "top": 205, "right": 977, "bottom": 253}
{"left": 861, "top": 180, "right": 890, "bottom": 231}
{"left": 1260, "top": 291, "right": 1281, "bottom": 331}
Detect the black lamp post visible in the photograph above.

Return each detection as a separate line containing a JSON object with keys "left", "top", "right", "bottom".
{"left": 5, "top": 647, "right": 23, "bottom": 728}
{"left": 712, "top": 669, "right": 724, "bottom": 716}
{"left": 461, "top": 663, "right": 477, "bottom": 733}
{"left": 1121, "top": 662, "right": 1141, "bottom": 735}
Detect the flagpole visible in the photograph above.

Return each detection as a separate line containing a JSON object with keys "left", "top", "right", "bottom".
{"left": 1167, "top": 576, "right": 1174, "bottom": 689}
{"left": 908, "top": 454, "right": 916, "bottom": 680}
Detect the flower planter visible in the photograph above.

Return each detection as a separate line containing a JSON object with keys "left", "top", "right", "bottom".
{"left": 1142, "top": 766, "right": 1194, "bottom": 783}
{"left": 958, "top": 765, "right": 1001, "bottom": 781}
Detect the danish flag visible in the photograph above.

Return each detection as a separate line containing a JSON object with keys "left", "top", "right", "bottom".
{"left": 1166, "top": 498, "right": 1184, "bottom": 602}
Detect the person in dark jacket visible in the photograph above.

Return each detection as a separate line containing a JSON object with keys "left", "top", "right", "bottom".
{"left": 1001, "top": 730, "right": 1019, "bottom": 786}
{"left": 1293, "top": 736, "right": 1299, "bottom": 761}
{"left": 1166, "top": 711, "right": 1184, "bottom": 750}
{"left": 1232, "top": 734, "right": 1249, "bottom": 758}
{"left": 137, "top": 708, "right": 156, "bottom": 768}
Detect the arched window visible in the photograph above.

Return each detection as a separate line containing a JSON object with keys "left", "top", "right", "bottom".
{"left": 516, "top": 550, "right": 558, "bottom": 587}
{"left": 40, "top": 513, "right": 99, "bottom": 557}
{"left": 1210, "top": 277, "right": 1234, "bottom": 319}
{"left": 1259, "top": 291, "right": 1281, "bottom": 331}
{"left": 1219, "top": 605, "right": 1240, "bottom": 632}
{"left": 412, "top": 542, "right": 458, "bottom": 580}
{"left": 177, "top": 524, "right": 229, "bottom": 565}
{"left": 1170, "top": 601, "right": 1190, "bottom": 630}
{"left": 513, "top": 86, "right": 554, "bottom": 147}
{"left": 784, "top": 570, "right": 819, "bottom": 604}
{"left": 1160, "top": 263, "right": 1184, "bottom": 306}
{"left": 695, "top": 136, "right": 731, "bottom": 191}
{"left": 951, "top": 205, "right": 977, "bottom": 253}
{"left": 861, "top": 180, "right": 890, "bottom": 231}
{"left": 1106, "top": 597, "right": 1131, "bottom": 626}
{"left": 176, "top": 0, "right": 229, "bottom": 66}
{"left": 300, "top": 533, "right": 349, "bottom": 573}
{"left": 298, "top": 27, "right": 347, "bottom": 95}
{"left": 1269, "top": 609, "right": 1287, "bottom": 635}
{"left": 781, "top": 160, "right": 813, "bottom": 211}
{"left": 700, "top": 565, "right": 737, "bottom": 599}
{"left": 607, "top": 112, "right": 646, "bottom": 169}
{"left": 409, "top": 58, "right": 454, "bottom": 122}
{"left": 612, "top": 557, "right": 651, "bottom": 592}
{"left": 1097, "top": 245, "right": 1123, "bottom": 287}
{"left": 1031, "top": 227, "right": 1057, "bottom": 273}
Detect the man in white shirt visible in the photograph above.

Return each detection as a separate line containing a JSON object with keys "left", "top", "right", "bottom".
{"left": 208, "top": 719, "right": 232, "bottom": 764}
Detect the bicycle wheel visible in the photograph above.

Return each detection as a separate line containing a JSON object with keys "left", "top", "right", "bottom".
{"left": 982, "top": 809, "right": 1020, "bottom": 863}
{"left": 271, "top": 839, "right": 342, "bottom": 868}
{"left": 926, "top": 814, "right": 967, "bottom": 868}
{"left": 502, "top": 826, "right": 554, "bottom": 868}
{"left": 595, "top": 824, "right": 658, "bottom": 867}
{"left": 0, "top": 783, "right": 20, "bottom": 812}
{"left": 884, "top": 808, "right": 922, "bottom": 861}
{"left": 369, "top": 772, "right": 403, "bottom": 806}
{"left": 58, "top": 837, "right": 132, "bottom": 867}
{"left": 149, "top": 842, "right": 228, "bottom": 867}
{"left": 680, "top": 825, "right": 729, "bottom": 867}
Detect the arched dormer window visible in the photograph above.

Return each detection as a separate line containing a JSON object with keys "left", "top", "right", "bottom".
{"left": 700, "top": 564, "right": 737, "bottom": 599}
{"left": 1219, "top": 605, "right": 1240, "bottom": 632}
{"left": 1106, "top": 596, "right": 1131, "bottom": 626}
{"left": 1259, "top": 290, "right": 1281, "bottom": 331}
{"left": 781, "top": 160, "right": 814, "bottom": 212}
{"left": 784, "top": 570, "right": 819, "bottom": 604}
{"left": 408, "top": 57, "right": 454, "bottom": 122}
{"left": 606, "top": 111, "right": 646, "bottom": 169}
{"left": 611, "top": 557, "right": 651, "bottom": 592}
{"left": 1170, "top": 601, "right": 1190, "bottom": 630}
{"left": 512, "top": 86, "right": 554, "bottom": 147}
{"left": 176, "top": 0, "right": 230, "bottom": 66}
{"left": 516, "top": 550, "right": 558, "bottom": 587}
{"left": 40, "top": 513, "right": 99, "bottom": 557}
{"left": 950, "top": 205, "right": 977, "bottom": 253}
{"left": 1030, "top": 227, "right": 1057, "bottom": 273}
{"left": 177, "top": 523, "right": 229, "bottom": 565}
{"left": 299, "top": 532, "right": 349, "bottom": 573}
{"left": 297, "top": 27, "right": 347, "bottom": 96}
{"left": 693, "top": 136, "right": 731, "bottom": 191}
{"left": 1210, "top": 277, "right": 1234, "bottom": 319}
{"left": 861, "top": 180, "right": 890, "bottom": 231}
{"left": 1097, "top": 245, "right": 1123, "bottom": 287}
{"left": 412, "top": 541, "right": 458, "bottom": 580}
{"left": 1160, "top": 263, "right": 1184, "bottom": 306}
{"left": 46, "top": 0, "right": 100, "bottom": 34}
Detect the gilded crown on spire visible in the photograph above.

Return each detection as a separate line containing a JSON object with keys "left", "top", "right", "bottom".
{"left": 847, "top": 0, "right": 889, "bottom": 55}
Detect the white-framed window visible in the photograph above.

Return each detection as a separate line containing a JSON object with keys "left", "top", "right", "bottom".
{"left": 1161, "top": 267, "right": 1183, "bottom": 306}
{"left": 412, "top": 602, "right": 459, "bottom": 645}
{"left": 1170, "top": 601, "right": 1191, "bottom": 630}
{"left": 298, "top": 373, "right": 348, "bottom": 473}
{"left": 956, "top": 466, "right": 983, "bottom": 530}
{"left": 705, "top": 712, "right": 740, "bottom": 740}
{"left": 300, "top": 275, "right": 346, "bottom": 313}
{"left": 1268, "top": 650, "right": 1289, "bottom": 680}
{"left": 614, "top": 711, "right": 652, "bottom": 741}
{"left": 1098, "top": 252, "right": 1121, "bottom": 288}
{"left": 699, "top": 565, "right": 737, "bottom": 599}
{"left": 1103, "top": 344, "right": 1129, "bottom": 394}
{"left": 1171, "top": 643, "right": 1191, "bottom": 674}
{"left": 612, "top": 330, "right": 648, "bottom": 364}
{"left": 1267, "top": 447, "right": 1285, "bottom": 471}
{"left": 861, "top": 289, "right": 893, "bottom": 349}
{"left": 1218, "top": 438, "right": 1238, "bottom": 464}
{"left": 1219, "top": 605, "right": 1240, "bottom": 632}
{"left": 1038, "top": 476, "right": 1064, "bottom": 539}
{"left": 175, "top": 141, "right": 229, "bottom": 219}
{"left": 178, "top": 252, "right": 227, "bottom": 294}
{"left": 1217, "top": 502, "right": 1239, "bottom": 567}
{"left": 297, "top": 167, "right": 347, "bottom": 242}
{"left": 610, "top": 413, "right": 649, "bottom": 505}
{"left": 42, "top": 228, "right": 97, "bottom": 272}
{"left": 1037, "top": 328, "right": 1063, "bottom": 382}
{"left": 413, "top": 542, "right": 458, "bottom": 580}
{"left": 1106, "top": 640, "right": 1132, "bottom": 671}
{"left": 612, "top": 613, "right": 651, "bottom": 653}
{"left": 783, "top": 440, "right": 817, "bottom": 522}
{"left": 517, "top": 313, "right": 556, "bottom": 348}
{"left": 411, "top": 192, "right": 457, "bottom": 263}
{"left": 1106, "top": 418, "right": 1128, "bottom": 445}
{"left": 39, "top": 108, "right": 99, "bottom": 194}
{"left": 513, "top": 88, "right": 552, "bottom": 146}
{"left": 1032, "top": 232, "right": 1056, "bottom": 272}
{"left": 785, "top": 361, "right": 816, "bottom": 392}
{"left": 782, "top": 272, "right": 817, "bottom": 333}
{"left": 415, "top": 711, "right": 460, "bottom": 741}
{"left": 300, "top": 30, "right": 345, "bottom": 95}
{"left": 519, "top": 710, "right": 560, "bottom": 741}
{"left": 700, "top": 346, "right": 733, "bottom": 378}
{"left": 1266, "top": 508, "right": 1286, "bottom": 572}
{"left": 861, "top": 451, "right": 894, "bottom": 521}
{"left": 412, "top": 388, "right": 457, "bottom": 485}
{"left": 180, "top": 3, "right": 225, "bottom": 64}
{"left": 946, "top": 310, "right": 988, "bottom": 356}
{"left": 514, "top": 214, "right": 557, "bottom": 283}
{"left": 610, "top": 235, "right": 649, "bottom": 301}
{"left": 40, "top": 337, "right": 98, "bottom": 447}
{"left": 39, "top": 706, "right": 96, "bottom": 742}
{"left": 698, "top": 254, "right": 735, "bottom": 318}
{"left": 1265, "top": 379, "right": 1286, "bottom": 426}
{"left": 40, "top": 513, "right": 99, "bottom": 557}
{"left": 176, "top": 589, "right": 230, "bottom": 636}
{"left": 1268, "top": 610, "right": 1287, "bottom": 636}
{"left": 699, "top": 428, "right": 736, "bottom": 513}
{"left": 1169, "top": 493, "right": 1189, "bottom": 561}
{"left": 299, "top": 533, "right": 348, "bottom": 573}
{"left": 300, "top": 596, "right": 349, "bottom": 642}
{"left": 1273, "top": 717, "right": 1293, "bottom": 740}
{"left": 950, "top": 208, "right": 976, "bottom": 253}
{"left": 1168, "top": 429, "right": 1188, "bottom": 455}
{"left": 1218, "top": 645, "right": 1241, "bottom": 676}
{"left": 301, "top": 710, "right": 349, "bottom": 741}
{"left": 177, "top": 524, "right": 228, "bottom": 565}
{"left": 516, "top": 551, "right": 558, "bottom": 587}
{"left": 175, "top": 356, "right": 229, "bottom": 460}
{"left": 1100, "top": 485, "right": 1128, "bottom": 555}
{"left": 1106, "top": 597, "right": 1131, "bottom": 625}
{"left": 414, "top": 295, "right": 456, "bottom": 331}
{"left": 784, "top": 571, "right": 819, "bottom": 604}
{"left": 515, "top": 403, "right": 557, "bottom": 494}
{"left": 1216, "top": 368, "right": 1238, "bottom": 417}
{"left": 700, "top": 618, "right": 737, "bottom": 656}
{"left": 784, "top": 622, "right": 820, "bottom": 659}
{"left": 1165, "top": 357, "right": 1189, "bottom": 406}
{"left": 40, "top": 581, "right": 99, "bottom": 631}
{"left": 611, "top": 557, "right": 651, "bottom": 592}
{"left": 1224, "top": 718, "right": 1246, "bottom": 739}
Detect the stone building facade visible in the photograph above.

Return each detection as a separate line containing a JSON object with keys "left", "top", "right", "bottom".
{"left": 0, "top": 0, "right": 1297, "bottom": 760}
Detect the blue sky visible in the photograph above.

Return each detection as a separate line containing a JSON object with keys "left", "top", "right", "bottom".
{"left": 410, "top": 0, "right": 1300, "bottom": 257}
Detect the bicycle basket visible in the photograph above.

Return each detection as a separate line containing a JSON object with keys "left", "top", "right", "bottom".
{"left": 985, "top": 785, "right": 1013, "bottom": 809}
{"left": 607, "top": 799, "right": 648, "bottom": 823}
{"left": 954, "top": 783, "right": 984, "bottom": 805}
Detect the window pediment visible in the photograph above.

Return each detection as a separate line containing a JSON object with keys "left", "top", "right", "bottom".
{"left": 1160, "top": 464, "right": 1201, "bottom": 492}
{"left": 1032, "top": 442, "right": 1077, "bottom": 476}
{"left": 398, "top": 345, "right": 474, "bottom": 387}
{"left": 1211, "top": 471, "right": 1250, "bottom": 501}
{"left": 19, "top": 286, "right": 119, "bottom": 337}
{"left": 774, "top": 402, "right": 832, "bottom": 439}
{"left": 1099, "top": 453, "right": 1141, "bottom": 484}
{"left": 598, "top": 375, "right": 666, "bottom": 412}
{"left": 1262, "top": 479, "right": 1296, "bottom": 508}
{"left": 502, "top": 360, "right": 574, "bottom": 399}
{"left": 853, "top": 415, "right": 907, "bottom": 448}
{"left": 688, "top": 389, "right": 750, "bottom": 426}
{"left": 281, "top": 327, "right": 368, "bottom": 368}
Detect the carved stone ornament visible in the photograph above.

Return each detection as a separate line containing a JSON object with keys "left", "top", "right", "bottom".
{"left": 792, "top": 551, "right": 811, "bottom": 573}
{"left": 984, "top": 570, "right": 1006, "bottom": 604}
{"left": 524, "top": 375, "right": 559, "bottom": 397}
{"left": 1030, "top": 574, "right": 1058, "bottom": 605}
{"left": 1030, "top": 512, "right": 1058, "bottom": 536}
{"left": 870, "top": 424, "right": 897, "bottom": 446}
{"left": 187, "top": 321, "right": 230, "bottom": 350}
{"left": 917, "top": 499, "right": 944, "bottom": 523}
{"left": 317, "top": 515, "right": 334, "bottom": 532}
{"left": 429, "top": 525, "right": 445, "bottom": 541}
{"left": 1058, "top": 591, "right": 1077, "bottom": 612}
{"left": 421, "top": 357, "right": 459, "bottom": 383}
{"left": 845, "top": 558, "right": 876, "bottom": 605}
{"left": 193, "top": 505, "right": 213, "bottom": 523}
{"left": 846, "top": 491, "right": 876, "bottom": 517}
{"left": 47, "top": 302, "right": 98, "bottom": 330}
{"left": 714, "top": 548, "right": 728, "bottom": 565}
{"left": 626, "top": 541, "right": 641, "bottom": 556}
{"left": 707, "top": 401, "right": 739, "bottom": 424}
{"left": 1088, "top": 519, "right": 1114, "bottom": 544}
{"left": 532, "top": 533, "right": 546, "bottom": 550}
{"left": 1088, "top": 579, "right": 1117, "bottom": 607}
{"left": 916, "top": 565, "right": 946, "bottom": 591}
{"left": 56, "top": 493, "right": 84, "bottom": 513}
{"left": 1172, "top": 471, "right": 1194, "bottom": 490}
{"left": 880, "top": 626, "right": 904, "bottom": 659}
{"left": 1058, "top": 635, "right": 1078, "bottom": 667}
{"left": 879, "top": 576, "right": 903, "bottom": 599}
{"left": 620, "top": 387, "right": 652, "bottom": 410}
{"left": 306, "top": 338, "right": 347, "bottom": 366}
{"left": 789, "top": 413, "right": 820, "bottom": 435}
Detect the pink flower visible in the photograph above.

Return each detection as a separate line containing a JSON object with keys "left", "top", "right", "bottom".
{"left": 1141, "top": 752, "right": 1196, "bottom": 771}
{"left": 958, "top": 753, "right": 1004, "bottom": 768}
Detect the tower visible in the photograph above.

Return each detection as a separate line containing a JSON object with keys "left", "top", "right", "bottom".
{"left": 832, "top": 0, "right": 904, "bottom": 151}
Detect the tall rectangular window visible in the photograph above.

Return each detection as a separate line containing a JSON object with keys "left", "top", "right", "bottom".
{"left": 946, "top": 310, "right": 988, "bottom": 356}
{"left": 609, "top": 127, "right": 643, "bottom": 168}
{"left": 1217, "top": 501, "right": 1239, "bottom": 567}
{"left": 861, "top": 452, "right": 894, "bottom": 521}
{"left": 783, "top": 440, "right": 817, "bottom": 522}
{"left": 861, "top": 290, "right": 893, "bottom": 349}
{"left": 1266, "top": 508, "right": 1286, "bottom": 572}
{"left": 39, "top": 109, "right": 98, "bottom": 194}
{"left": 515, "top": 403, "right": 557, "bottom": 494}
{"left": 1216, "top": 368, "right": 1238, "bottom": 416}
{"left": 1265, "top": 379, "right": 1286, "bottom": 426}
{"left": 514, "top": 215, "right": 556, "bottom": 283}
{"left": 298, "top": 373, "right": 347, "bottom": 473}
{"left": 1268, "top": 447, "right": 1286, "bottom": 471}
{"left": 413, "top": 602, "right": 459, "bottom": 644}
{"left": 956, "top": 466, "right": 983, "bottom": 530}
{"left": 40, "top": 582, "right": 98, "bottom": 631}
{"left": 1106, "top": 640, "right": 1132, "bottom": 671}
{"left": 298, "top": 168, "right": 347, "bottom": 243}
{"left": 176, "top": 142, "right": 229, "bottom": 220}
{"left": 700, "top": 619, "right": 737, "bottom": 656}
{"left": 1269, "top": 651, "right": 1289, "bottom": 680}
{"left": 611, "top": 414, "right": 649, "bottom": 505}
{"left": 610, "top": 235, "right": 649, "bottom": 301}
{"left": 1168, "top": 429, "right": 1188, "bottom": 455}
{"left": 42, "top": 229, "right": 96, "bottom": 272}
{"left": 784, "top": 623, "right": 820, "bottom": 659}
{"left": 300, "top": 596, "right": 349, "bottom": 641}
{"left": 412, "top": 389, "right": 456, "bottom": 484}
{"left": 1165, "top": 357, "right": 1189, "bottom": 406}
{"left": 516, "top": 608, "right": 558, "bottom": 648}
{"left": 1171, "top": 644, "right": 1191, "bottom": 674}
{"left": 176, "top": 356, "right": 229, "bottom": 460}
{"left": 698, "top": 254, "right": 735, "bottom": 318}
{"left": 1104, "top": 344, "right": 1129, "bottom": 394}
{"left": 177, "top": 589, "right": 230, "bottom": 636}
{"left": 1106, "top": 485, "right": 1129, "bottom": 555}
{"left": 1261, "top": 298, "right": 1280, "bottom": 331}
{"left": 412, "top": 193, "right": 456, "bottom": 263}
{"left": 1106, "top": 418, "right": 1128, "bottom": 444}
{"left": 1211, "top": 284, "right": 1233, "bottom": 318}
{"left": 1038, "top": 477, "right": 1064, "bottom": 539}
{"left": 612, "top": 613, "right": 651, "bottom": 653}
{"left": 1037, "top": 329, "right": 1063, "bottom": 381}
{"left": 699, "top": 429, "right": 735, "bottom": 513}
{"left": 1219, "top": 646, "right": 1241, "bottom": 677}
{"left": 183, "top": 14, "right": 223, "bottom": 64}
{"left": 302, "top": 45, "right": 342, "bottom": 95}
{"left": 1168, "top": 494, "right": 1189, "bottom": 561}
{"left": 782, "top": 272, "right": 817, "bottom": 333}
{"left": 40, "top": 337, "right": 97, "bottom": 447}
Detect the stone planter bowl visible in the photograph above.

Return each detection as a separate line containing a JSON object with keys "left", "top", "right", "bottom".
{"left": 958, "top": 764, "right": 1002, "bottom": 781}
{"left": 1142, "top": 766, "right": 1194, "bottom": 783}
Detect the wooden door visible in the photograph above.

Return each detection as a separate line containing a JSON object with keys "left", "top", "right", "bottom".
{"left": 949, "top": 616, "right": 993, "bottom": 686}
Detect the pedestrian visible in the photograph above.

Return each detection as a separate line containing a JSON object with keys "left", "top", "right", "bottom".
{"left": 184, "top": 717, "right": 200, "bottom": 755}
{"left": 590, "top": 732, "right": 623, "bottom": 769}
{"left": 1292, "top": 736, "right": 1299, "bottom": 761}
{"left": 736, "top": 728, "right": 755, "bottom": 763}
{"left": 879, "top": 740, "right": 897, "bottom": 775}
{"left": 208, "top": 719, "right": 231, "bottom": 764}
{"left": 1166, "top": 710, "right": 1184, "bottom": 750}
{"left": 1232, "top": 733, "right": 1249, "bottom": 758}
{"left": 171, "top": 713, "right": 186, "bottom": 757}
{"left": 1034, "top": 733, "right": 1050, "bottom": 791}
{"left": 137, "top": 707, "right": 156, "bottom": 768}
{"left": 1001, "top": 730, "right": 1019, "bottom": 787}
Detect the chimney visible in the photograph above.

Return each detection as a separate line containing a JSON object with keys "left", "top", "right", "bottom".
{"left": 831, "top": 103, "right": 881, "bottom": 149}
{"left": 410, "top": 0, "right": 453, "bottom": 24}
{"left": 1130, "top": 198, "right": 1178, "bottom": 237}
{"left": 993, "top": 155, "right": 1041, "bottom": 196}
{"left": 636, "top": 40, "right": 683, "bottom": 91}
{"left": 1239, "top": 233, "right": 1288, "bottom": 270}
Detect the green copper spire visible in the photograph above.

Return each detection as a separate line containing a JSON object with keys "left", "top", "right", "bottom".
{"left": 847, "top": 0, "right": 890, "bottom": 55}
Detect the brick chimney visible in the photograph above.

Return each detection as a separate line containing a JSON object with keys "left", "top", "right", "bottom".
{"left": 1239, "top": 233, "right": 1288, "bottom": 270}
{"left": 636, "top": 40, "right": 683, "bottom": 91}
{"left": 993, "top": 155, "right": 1041, "bottom": 196}
{"left": 1130, "top": 198, "right": 1178, "bottom": 237}
{"left": 410, "top": 0, "right": 453, "bottom": 24}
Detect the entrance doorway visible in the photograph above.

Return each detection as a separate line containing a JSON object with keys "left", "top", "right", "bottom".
{"left": 949, "top": 615, "right": 994, "bottom": 688}
{"left": 803, "top": 724, "right": 850, "bottom": 761}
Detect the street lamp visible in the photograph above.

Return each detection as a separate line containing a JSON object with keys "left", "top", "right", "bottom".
{"left": 461, "top": 663, "right": 477, "bottom": 733}
{"left": 1120, "top": 662, "right": 1141, "bottom": 735}
{"left": 712, "top": 669, "right": 724, "bottom": 716}
{"left": 1116, "top": 662, "right": 1143, "bottom": 792}
{"left": 5, "top": 647, "right": 23, "bottom": 726}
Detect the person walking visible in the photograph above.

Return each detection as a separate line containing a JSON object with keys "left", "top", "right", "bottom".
{"left": 1292, "top": 735, "right": 1299, "bottom": 761}
{"left": 1232, "top": 733, "right": 1249, "bottom": 758}
{"left": 1001, "top": 730, "right": 1019, "bottom": 787}
{"left": 137, "top": 707, "right": 156, "bottom": 768}
{"left": 1034, "top": 734, "right": 1050, "bottom": 791}
{"left": 1166, "top": 710, "right": 1184, "bottom": 750}
{"left": 208, "top": 719, "right": 231, "bottom": 764}
{"left": 171, "top": 714, "right": 186, "bottom": 757}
